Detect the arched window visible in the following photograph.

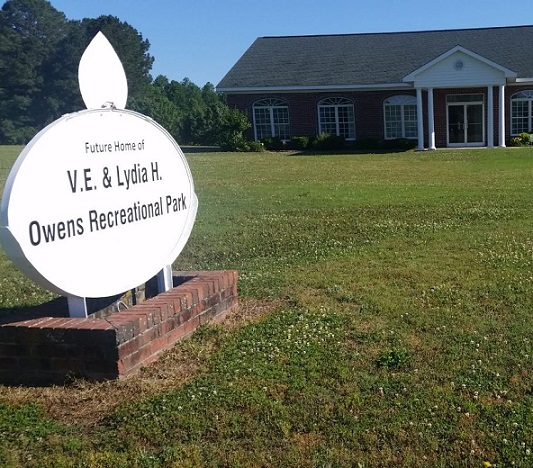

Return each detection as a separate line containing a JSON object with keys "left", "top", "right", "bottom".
{"left": 384, "top": 95, "right": 418, "bottom": 139}
{"left": 317, "top": 97, "right": 355, "bottom": 140}
{"left": 511, "top": 91, "right": 533, "bottom": 135}
{"left": 252, "top": 98, "right": 290, "bottom": 141}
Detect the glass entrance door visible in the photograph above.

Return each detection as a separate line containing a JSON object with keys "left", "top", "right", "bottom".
{"left": 447, "top": 101, "right": 484, "bottom": 146}
{"left": 466, "top": 104, "right": 484, "bottom": 144}
{"left": 448, "top": 104, "right": 465, "bottom": 144}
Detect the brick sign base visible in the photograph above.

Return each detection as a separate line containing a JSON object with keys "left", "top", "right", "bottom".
{"left": 0, "top": 270, "right": 238, "bottom": 385}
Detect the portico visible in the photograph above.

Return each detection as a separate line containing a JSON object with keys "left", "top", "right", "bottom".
{"left": 405, "top": 46, "right": 515, "bottom": 150}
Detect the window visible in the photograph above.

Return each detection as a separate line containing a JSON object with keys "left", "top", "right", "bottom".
{"left": 511, "top": 91, "right": 533, "bottom": 135}
{"left": 252, "top": 98, "right": 290, "bottom": 141}
{"left": 318, "top": 97, "right": 355, "bottom": 140}
{"left": 384, "top": 95, "right": 418, "bottom": 139}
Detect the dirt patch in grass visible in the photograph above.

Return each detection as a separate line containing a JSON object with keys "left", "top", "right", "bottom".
{"left": 0, "top": 298, "right": 280, "bottom": 429}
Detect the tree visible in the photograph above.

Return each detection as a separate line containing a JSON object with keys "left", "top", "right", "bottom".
{"left": 216, "top": 107, "right": 252, "bottom": 151}
{"left": 0, "top": 0, "right": 69, "bottom": 142}
{"left": 79, "top": 15, "right": 154, "bottom": 103}
{"left": 133, "top": 76, "right": 252, "bottom": 149}
{"left": 146, "top": 77, "right": 208, "bottom": 144}
{"left": 0, "top": 1, "right": 154, "bottom": 144}
{"left": 0, "top": 0, "right": 251, "bottom": 149}
{"left": 130, "top": 76, "right": 183, "bottom": 140}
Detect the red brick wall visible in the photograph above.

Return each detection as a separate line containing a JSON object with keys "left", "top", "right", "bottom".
{"left": 227, "top": 90, "right": 418, "bottom": 142}
{"left": 226, "top": 85, "right": 533, "bottom": 147}
{"left": 0, "top": 270, "right": 238, "bottom": 384}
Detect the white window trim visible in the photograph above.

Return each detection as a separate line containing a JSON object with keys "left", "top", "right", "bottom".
{"left": 317, "top": 97, "right": 356, "bottom": 140}
{"left": 252, "top": 98, "right": 290, "bottom": 141}
{"left": 383, "top": 95, "right": 418, "bottom": 140}
{"left": 510, "top": 91, "right": 533, "bottom": 135}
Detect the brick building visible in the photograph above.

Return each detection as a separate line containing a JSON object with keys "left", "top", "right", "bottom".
{"left": 217, "top": 26, "right": 533, "bottom": 149}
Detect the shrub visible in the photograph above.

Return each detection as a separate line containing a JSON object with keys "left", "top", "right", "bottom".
{"left": 507, "top": 132, "right": 532, "bottom": 147}
{"left": 312, "top": 133, "right": 345, "bottom": 150}
{"left": 218, "top": 134, "right": 246, "bottom": 151}
{"left": 246, "top": 141, "right": 266, "bottom": 152}
{"left": 353, "top": 138, "right": 380, "bottom": 150}
{"left": 261, "top": 137, "right": 284, "bottom": 151}
{"left": 216, "top": 107, "right": 253, "bottom": 151}
{"left": 507, "top": 136, "right": 522, "bottom": 147}
{"left": 219, "top": 134, "right": 264, "bottom": 152}
{"left": 0, "top": 120, "right": 36, "bottom": 145}
{"left": 519, "top": 132, "right": 532, "bottom": 145}
{"left": 288, "top": 136, "right": 310, "bottom": 150}
{"left": 381, "top": 138, "right": 417, "bottom": 151}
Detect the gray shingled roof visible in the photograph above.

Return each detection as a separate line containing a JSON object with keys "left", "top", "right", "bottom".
{"left": 217, "top": 25, "right": 533, "bottom": 89}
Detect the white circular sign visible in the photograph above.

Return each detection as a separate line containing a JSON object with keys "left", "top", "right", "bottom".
{"left": 0, "top": 108, "right": 197, "bottom": 298}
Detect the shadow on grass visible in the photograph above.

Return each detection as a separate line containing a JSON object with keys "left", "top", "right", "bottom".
{"left": 181, "top": 146, "right": 220, "bottom": 153}
{"left": 0, "top": 273, "right": 199, "bottom": 324}
{"left": 0, "top": 297, "right": 69, "bottom": 323}
{"left": 0, "top": 295, "right": 116, "bottom": 324}
{"left": 284, "top": 148, "right": 418, "bottom": 156}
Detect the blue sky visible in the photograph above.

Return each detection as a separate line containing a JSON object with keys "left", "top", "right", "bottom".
{"left": 2, "top": 0, "right": 528, "bottom": 87}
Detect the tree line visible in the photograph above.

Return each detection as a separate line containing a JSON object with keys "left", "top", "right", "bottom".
{"left": 0, "top": 0, "right": 250, "bottom": 148}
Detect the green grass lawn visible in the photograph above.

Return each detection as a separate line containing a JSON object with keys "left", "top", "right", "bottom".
{"left": 1, "top": 146, "right": 533, "bottom": 466}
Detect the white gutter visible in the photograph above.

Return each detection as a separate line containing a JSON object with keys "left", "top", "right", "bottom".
{"left": 217, "top": 83, "right": 412, "bottom": 93}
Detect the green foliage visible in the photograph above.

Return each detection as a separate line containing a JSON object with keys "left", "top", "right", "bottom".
{"left": 0, "top": 0, "right": 154, "bottom": 144}
{"left": 132, "top": 77, "right": 252, "bottom": 148}
{"left": 288, "top": 136, "right": 310, "bottom": 150}
{"left": 518, "top": 132, "right": 531, "bottom": 145}
{"left": 376, "top": 348, "right": 412, "bottom": 370}
{"left": 0, "top": 120, "right": 36, "bottom": 145}
{"left": 381, "top": 137, "right": 418, "bottom": 150}
{"left": 0, "top": 0, "right": 246, "bottom": 149}
{"left": 218, "top": 134, "right": 264, "bottom": 152}
{"left": 312, "top": 132, "right": 345, "bottom": 150}
{"left": 218, "top": 133, "right": 248, "bottom": 152}
{"left": 245, "top": 140, "right": 266, "bottom": 152}
{"left": 250, "top": 135, "right": 417, "bottom": 153}
{"left": 261, "top": 136, "right": 284, "bottom": 150}
{"left": 352, "top": 137, "right": 417, "bottom": 151}
{"left": 353, "top": 137, "right": 380, "bottom": 150}
{"left": 216, "top": 106, "right": 252, "bottom": 151}
{"left": 507, "top": 132, "right": 532, "bottom": 147}
{"left": 81, "top": 15, "right": 154, "bottom": 102}
{"left": 0, "top": 0, "right": 70, "bottom": 142}
{"left": 130, "top": 84, "right": 183, "bottom": 139}
{"left": 259, "top": 136, "right": 311, "bottom": 151}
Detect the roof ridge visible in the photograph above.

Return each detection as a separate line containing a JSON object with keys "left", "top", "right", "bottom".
{"left": 261, "top": 24, "right": 533, "bottom": 40}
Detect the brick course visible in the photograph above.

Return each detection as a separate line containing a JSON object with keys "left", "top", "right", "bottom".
{"left": 0, "top": 270, "right": 238, "bottom": 385}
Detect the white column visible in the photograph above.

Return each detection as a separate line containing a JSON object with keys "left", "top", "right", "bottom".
{"left": 487, "top": 86, "right": 494, "bottom": 148}
{"left": 428, "top": 88, "right": 436, "bottom": 150}
{"left": 499, "top": 84, "right": 506, "bottom": 147}
{"left": 416, "top": 88, "right": 425, "bottom": 150}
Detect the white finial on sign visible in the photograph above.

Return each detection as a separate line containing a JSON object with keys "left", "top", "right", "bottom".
{"left": 78, "top": 32, "right": 128, "bottom": 110}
